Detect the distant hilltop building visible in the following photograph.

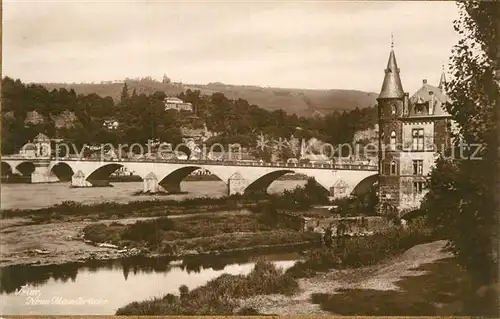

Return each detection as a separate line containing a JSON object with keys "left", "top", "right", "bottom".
{"left": 164, "top": 97, "right": 193, "bottom": 112}
{"left": 377, "top": 43, "right": 457, "bottom": 214}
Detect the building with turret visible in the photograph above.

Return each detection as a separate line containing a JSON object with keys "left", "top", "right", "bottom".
{"left": 377, "top": 44, "right": 454, "bottom": 213}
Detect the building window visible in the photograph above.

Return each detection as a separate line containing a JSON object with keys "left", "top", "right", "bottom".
{"left": 413, "top": 181, "right": 425, "bottom": 194}
{"left": 412, "top": 160, "right": 423, "bottom": 175}
{"left": 412, "top": 128, "right": 424, "bottom": 151}
{"left": 391, "top": 103, "right": 396, "bottom": 115}
{"left": 390, "top": 131, "right": 396, "bottom": 151}
{"left": 390, "top": 161, "right": 397, "bottom": 175}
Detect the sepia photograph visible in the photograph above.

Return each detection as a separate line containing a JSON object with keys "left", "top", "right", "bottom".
{"left": 0, "top": 0, "right": 498, "bottom": 316}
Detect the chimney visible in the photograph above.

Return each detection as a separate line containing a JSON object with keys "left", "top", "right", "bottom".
{"left": 429, "top": 91, "right": 434, "bottom": 115}
{"left": 403, "top": 92, "right": 409, "bottom": 115}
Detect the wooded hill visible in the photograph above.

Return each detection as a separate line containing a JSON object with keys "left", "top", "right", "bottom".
{"left": 40, "top": 78, "right": 377, "bottom": 118}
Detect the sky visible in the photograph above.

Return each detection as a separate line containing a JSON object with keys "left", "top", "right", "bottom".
{"left": 3, "top": 1, "right": 461, "bottom": 94}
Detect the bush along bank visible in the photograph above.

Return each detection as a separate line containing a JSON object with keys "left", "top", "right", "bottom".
{"left": 1, "top": 195, "right": 267, "bottom": 222}
{"left": 286, "top": 217, "right": 437, "bottom": 278}
{"left": 79, "top": 178, "right": 329, "bottom": 257}
{"left": 81, "top": 213, "right": 321, "bottom": 258}
{"left": 115, "top": 260, "right": 298, "bottom": 315}
{"left": 115, "top": 218, "right": 439, "bottom": 315}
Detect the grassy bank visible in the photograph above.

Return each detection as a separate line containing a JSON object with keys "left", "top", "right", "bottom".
{"left": 82, "top": 212, "right": 320, "bottom": 255}
{"left": 286, "top": 217, "right": 435, "bottom": 278}
{"left": 0, "top": 195, "right": 266, "bottom": 222}
{"left": 115, "top": 220, "right": 439, "bottom": 315}
{"left": 116, "top": 260, "right": 297, "bottom": 315}
{"left": 309, "top": 256, "right": 497, "bottom": 316}
{"left": 80, "top": 180, "right": 329, "bottom": 256}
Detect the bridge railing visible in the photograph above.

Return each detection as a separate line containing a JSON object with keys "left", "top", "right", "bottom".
{"left": 14, "top": 155, "right": 377, "bottom": 171}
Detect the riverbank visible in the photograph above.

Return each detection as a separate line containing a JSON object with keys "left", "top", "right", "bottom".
{"left": 117, "top": 237, "right": 476, "bottom": 316}
{"left": 116, "top": 214, "right": 496, "bottom": 317}
{"left": 0, "top": 207, "right": 320, "bottom": 268}
{"left": 0, "top": 195, "right": 264, "bottom": 220}
{"left": 1, "top": 178, "right": 329, "bottom": 268}
{"left": 239, "top": 240, "right": 466, "bottom": 316}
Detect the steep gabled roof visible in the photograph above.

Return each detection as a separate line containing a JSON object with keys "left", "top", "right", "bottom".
{"left": 408, "top": 81, "right": 451, "bottom": 117}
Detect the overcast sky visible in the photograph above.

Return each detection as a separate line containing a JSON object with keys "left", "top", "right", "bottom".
{"left": 3, "top": 1, "right": 460, "bottom": 94}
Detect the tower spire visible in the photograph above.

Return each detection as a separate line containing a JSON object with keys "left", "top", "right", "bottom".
{"left": 378, "top": 38, "right": 405, "bottom": 99}
{"left": 438, "top": 64, "right": 447, "bottom": 91}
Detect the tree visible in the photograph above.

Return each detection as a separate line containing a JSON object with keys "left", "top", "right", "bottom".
{"left": 120, "top": 83, "right": 129, "bottom": 103}
{"left": 360, "top": 183, "right": 378, "bottom": 216}
{"left": 421, "top": 1, "right": 498, "bottom": 315}
{"left": 162, "top": 74, "right": 172, "bottom": 84}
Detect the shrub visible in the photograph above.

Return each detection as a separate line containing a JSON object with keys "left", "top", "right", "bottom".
{"left": 116, "top": 260, "right": 299, "bottom": 315}
{"left": 82, "top": 223, "right": 123, "bottom": 244}
{"left": 121, "top": 217, "right": 175, "bottom": 243}
{"left": 287, "top": 225, "right": 436, "bottom": 278}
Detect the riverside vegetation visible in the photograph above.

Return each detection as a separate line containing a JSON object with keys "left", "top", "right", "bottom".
{"left": 80, "top": 178, "right": 329, "bottom": 256}
{"left": 0, "top": 195, "right": 263, "bottom": 222}
{"left": 116, "top": 260, "right": 299, "bottom": 315}
{"left": 115, "top": 218, "right": 439, "bottom": 315}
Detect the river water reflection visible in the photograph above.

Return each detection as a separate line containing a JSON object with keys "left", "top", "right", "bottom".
{"left": 0, "top": 180, "right": 306, "bottom": 314}
{"left": 0, "top": 180, "right": 306, "bottom": 210}
{"left": 0, "top": 253, "right": 299, "bottom": 315}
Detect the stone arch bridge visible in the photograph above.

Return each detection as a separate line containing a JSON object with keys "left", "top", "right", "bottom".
{"left": 1, "top": 156, "right": 378, "bottom": 198}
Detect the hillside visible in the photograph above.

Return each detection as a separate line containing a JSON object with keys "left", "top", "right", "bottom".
{"left": 40, "top": 80, "right": 377, "bottom": 117}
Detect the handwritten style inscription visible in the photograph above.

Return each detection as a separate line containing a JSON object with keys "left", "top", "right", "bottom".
{"left": 14, "top": 284, "right": 108, "bottom": 306}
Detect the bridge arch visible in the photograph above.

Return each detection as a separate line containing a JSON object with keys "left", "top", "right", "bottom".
{"left": 86, "top": 163, "right": 126, "bottom": 186}
{"left": 351, "top": 173, "right": 378, "bottom": 197}
{"left": 15, "top": 162, "right": 36, "bottom": 177}
{"left": 50, "top": 162, "right": 75, "bottom": 181}
{"left": 1, "top": 162, "right": 13, "bottom": 177}
{"left": 244, "top": 169, "right": 295, "bottom": 195}
{"left": 158, "top": 166, "right": 222, "bottom": 193}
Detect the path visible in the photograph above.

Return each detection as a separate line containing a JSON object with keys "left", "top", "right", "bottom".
{"left": 239, "top": 240, "right": 452, "bottom": 315}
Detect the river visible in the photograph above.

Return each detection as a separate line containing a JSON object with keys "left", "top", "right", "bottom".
{"left": 0, "top": 180, "right": 306, "bottom": 210}
{"left": 0, "top": 253, "right": 299, "bottom": 315}
{"left": 0, "top": 180, "right": 305, "bottom": 314}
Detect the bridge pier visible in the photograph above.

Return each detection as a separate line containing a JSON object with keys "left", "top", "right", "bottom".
{"left": 31, "top": 161, "right": 59, "bottom": 183}
{"left": 227, "top": 172, "right": 248, "bottom": 196}
{"left": 2, "top": 157, "right": 379, "bottom": 200}
{"left": 71, "top": 170, "right": 93, "bottom": 187}
{"left": 71, "top": 171, "right": 111, "bottom": 187}
{"left": 143, "top": 173, "right": 161, "bottom": 193}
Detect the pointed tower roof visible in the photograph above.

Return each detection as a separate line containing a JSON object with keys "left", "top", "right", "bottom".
{"left": 378, "top": 48, "right": 405, "bottom": 99}
{"left": 438, "top": 66, "right": 447, "bottom": 91}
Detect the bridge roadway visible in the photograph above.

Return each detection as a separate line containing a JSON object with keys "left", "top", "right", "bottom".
{"left": 1, "top": 155, "right": 378, "bottom": 198}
